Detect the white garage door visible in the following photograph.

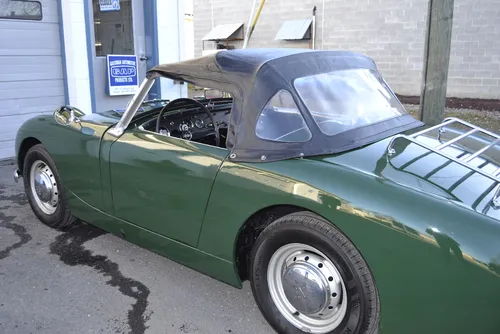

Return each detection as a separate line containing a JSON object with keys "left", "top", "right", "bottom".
{"left": 0, "top": 0, "right": 65, "bottom": 159}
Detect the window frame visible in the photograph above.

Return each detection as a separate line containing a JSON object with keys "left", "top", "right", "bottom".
{"left": 0, "top": 0, "right": 43, "bottom": 21}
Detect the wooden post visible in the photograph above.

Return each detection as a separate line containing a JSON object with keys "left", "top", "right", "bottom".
{"left": 419, "top": 0, "right": 454, "bottom": 125}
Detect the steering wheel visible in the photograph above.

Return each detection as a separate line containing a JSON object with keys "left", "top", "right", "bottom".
{"left": 155, "top": 98, "right": 220, "bottom": 147}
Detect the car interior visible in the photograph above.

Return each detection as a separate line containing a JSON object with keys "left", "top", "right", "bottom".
{"left": 130, "top": 87, "right": 318, "bottom": 148}
{"left": 133, "top": 94, "right": 234, "bottom": 149}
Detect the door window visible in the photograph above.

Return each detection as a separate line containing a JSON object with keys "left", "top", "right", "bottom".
{"left": 92, "top": 0, "right": 134, "bottom": 56}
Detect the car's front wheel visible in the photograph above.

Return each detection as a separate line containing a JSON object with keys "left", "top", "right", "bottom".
{"left": 250, "top": 212, "right": 380, "bottom": 334}
{"left": 23, "top": 144, "right": 76, "bottom": 229}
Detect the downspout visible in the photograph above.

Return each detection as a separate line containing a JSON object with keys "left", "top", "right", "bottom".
{"left": 243, "top": 0, "right": 266, "bottom": 49}
{"left": 321, "top": 0, "right": 325, "bottom": 49}
{"left": 211, "top": 0, "right": 214, "bottom": 29}
{"left": 243, "top": 0, "right": 258, "bottom": 49}
{"left": 312, "top": 6, "right": 317, "bottom": 49}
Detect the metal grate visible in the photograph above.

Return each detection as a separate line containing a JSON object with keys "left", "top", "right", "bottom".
{"left": 387, "top": 117, "right": 500, "bottom": 207}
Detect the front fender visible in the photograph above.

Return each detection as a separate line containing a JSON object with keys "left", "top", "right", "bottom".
{"left": 14, "top": 111, "right": 118, "bottom": 211}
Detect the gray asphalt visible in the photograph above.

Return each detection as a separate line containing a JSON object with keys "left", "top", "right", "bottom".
{"left": 0, "top": 161, "right": 275, "bottom": 334}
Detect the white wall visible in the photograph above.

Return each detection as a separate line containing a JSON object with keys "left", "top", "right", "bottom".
{"left": 194, "top": 0, "right": 500, "bottom": 99}
{"left": 185, "top": 0, "right": 194, "bottom": 60}
{"left": 157, "top": 0, "right": 187, "bottom": 100}
{"left": 60, "top": 0, "right": 92, "bottom": 114}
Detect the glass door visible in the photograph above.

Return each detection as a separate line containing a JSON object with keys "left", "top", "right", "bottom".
{"left": 89, "top": 0, "right": 148, "bottom": 112}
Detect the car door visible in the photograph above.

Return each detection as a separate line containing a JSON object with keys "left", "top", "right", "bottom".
{"left": 108, "top": 128, "right": 228, "bottom": 246}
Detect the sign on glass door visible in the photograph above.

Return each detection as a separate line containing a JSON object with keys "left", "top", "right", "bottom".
{"left": 106, "top": 55, "right": 139, "bottom": 96}
{"left": 99, "top": 0, "right": 120, "bottom": 12}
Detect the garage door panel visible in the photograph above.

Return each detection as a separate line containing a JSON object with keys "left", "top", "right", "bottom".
{"left": 0, "top": 95, "right": 64, "bottom": 116}
{"left": 40, "top": 0, "right": 59, "bottom": 23}
{"left": 0, "top": 141, "right": 15, "bottom": 160}
{"left": 0, "top": 24, "right": 60, "bottom": 56}
{"left": 0, "top": 79, "right": 62, "bottom": 90}
{"left": 0, "top": 111, "right": 54, "bottom": 143}
{"left": 0, "top": 58, "right": 63, "bottom": 82}
{"left": 0, "top": 104, "right": 61, "bottom": 117}
{"left": 0, "top": 55, "right": 63, "bottom": 67}
{"left": 0, "top": 0, "right": 64, "bottom": 159}
{"left": 0, "top": 86, "right": 63, "bottom": 101}
{"left": 0, "top": 80, "right": 63, "bottom": 102}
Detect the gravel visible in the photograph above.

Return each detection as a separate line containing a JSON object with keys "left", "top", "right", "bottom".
{"left": 403, "top": 104, "right": 500, "bottom": 133}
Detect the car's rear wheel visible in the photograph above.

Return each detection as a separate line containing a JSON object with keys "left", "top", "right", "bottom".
{"left": 23, "top": 144, "right": 76, "bottom": 229}
{"left": 250, "top": 212, "right": 380, "bottom": 334}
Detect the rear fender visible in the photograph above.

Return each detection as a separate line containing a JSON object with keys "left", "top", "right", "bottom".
{"left": 199, "top": 158, "right": 500, "bottom": 334}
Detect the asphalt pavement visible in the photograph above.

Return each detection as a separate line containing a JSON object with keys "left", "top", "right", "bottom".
{"left": 0, "top": 160, "right": 274, "bottom": 334}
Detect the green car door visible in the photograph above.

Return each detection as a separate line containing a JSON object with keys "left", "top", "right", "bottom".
{"left": 108, "top": 128, "right": 229, "bottom": 246}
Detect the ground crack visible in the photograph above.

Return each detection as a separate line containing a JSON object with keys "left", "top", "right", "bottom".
{"left": 0, "top": 211, "right": 33, "bottom": 260}
{"left": 0, "top": 185, "right": 32, "bottom": 259}
{"left": 49, "top": 223, "right": 151, "bottom": 334}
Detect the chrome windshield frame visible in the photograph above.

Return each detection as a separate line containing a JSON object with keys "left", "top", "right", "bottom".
{"left": 108, "top": 77, "right": 156, "bottom": 137}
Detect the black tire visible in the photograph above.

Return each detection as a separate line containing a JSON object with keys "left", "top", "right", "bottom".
{"left": 250, "top": 211, "right": 380, "bottom": 334}
{"left": 23, "top": 144, "right": 76, "bottom": 229}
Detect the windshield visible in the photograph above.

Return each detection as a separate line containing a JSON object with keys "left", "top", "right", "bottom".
{"left": 294, "top": 69, "right": 407, "bottom": 136}
{"left": 112, "top": 99, "right": 170, "bottom": 115}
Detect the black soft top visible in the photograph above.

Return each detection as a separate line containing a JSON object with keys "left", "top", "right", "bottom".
{"left": 147, "top": 48, "right": 421, "bottom": 162}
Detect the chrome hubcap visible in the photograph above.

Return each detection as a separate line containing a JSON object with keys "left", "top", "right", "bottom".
{"left": 268, "top": 243, "right": 347, "bottom": 333}
{"left": 30, "top": 160, "right": 58, "bottom": 215}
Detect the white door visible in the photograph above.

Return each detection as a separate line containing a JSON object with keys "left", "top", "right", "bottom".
{"left": 88, "top": 0, "right": 148, "bottom": 112}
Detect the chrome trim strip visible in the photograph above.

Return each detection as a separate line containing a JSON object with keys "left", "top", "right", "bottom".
{"left": 108, "top": 78, "right": 156, "bottom": 137}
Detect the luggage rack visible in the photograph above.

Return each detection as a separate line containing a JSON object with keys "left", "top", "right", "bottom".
{"left": 387, "top": 117, "right": 500, "bottom": 208}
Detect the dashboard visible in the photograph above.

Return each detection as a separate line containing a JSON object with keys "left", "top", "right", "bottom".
{"left": 138, "top": 107, "right": 231, "bottom": 145}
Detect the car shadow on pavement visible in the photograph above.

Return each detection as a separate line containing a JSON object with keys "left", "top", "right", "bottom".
{"left": 49, "top": 222, "right": 153, "bottom": 334}
{"left": 1, "top": 181, "right": 152, "bottom": 334}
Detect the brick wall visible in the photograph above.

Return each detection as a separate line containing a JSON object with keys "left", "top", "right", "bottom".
{"left": 193, "top": 0, "right": 500, "bottom": 99}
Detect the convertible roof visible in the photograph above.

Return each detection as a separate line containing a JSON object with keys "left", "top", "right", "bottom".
{"left": 146, "top": 49, "right": 421, "bottom": 162}
{"left": 147, "top": 48, "right": 374, "bottom": 85}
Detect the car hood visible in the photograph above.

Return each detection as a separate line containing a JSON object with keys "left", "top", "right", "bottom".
{"left": 95, "top": 100, "right": 170, "bottom": 120}
{"left": 95, "top": 109, "right": 123, "bottom": 119}
{"left": 309, "top": 127, "right": 500, "bottom": 216}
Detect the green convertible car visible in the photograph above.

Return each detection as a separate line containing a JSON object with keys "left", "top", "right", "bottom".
{"left": 14, "top": 49, "right": 500, "bottom": 333}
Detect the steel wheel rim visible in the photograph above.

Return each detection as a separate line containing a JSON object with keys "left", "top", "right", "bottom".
{"left": 267, "top": 243, "right": 348, "bottom": 334}
{"left": 29, "top": 160, "right": 58, "bottom": 215}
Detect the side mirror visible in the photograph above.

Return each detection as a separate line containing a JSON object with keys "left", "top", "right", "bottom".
{"left": 53, "top": 106, "right": 83, "bottom": 126}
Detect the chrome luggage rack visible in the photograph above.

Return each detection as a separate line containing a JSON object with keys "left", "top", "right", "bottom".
{"left": 387, "top": 117, "right": 500, "bottom": 208}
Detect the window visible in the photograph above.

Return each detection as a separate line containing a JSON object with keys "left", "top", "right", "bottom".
{"left": 93, "top": 0, "right": 134, "bottom": 56}
{"left": 255, "top": 90, "right": 312, "bottom": 142}
{"left": 0, "top": 0, "right": 42, "bottom": 21}
{"left": 294, "top": 69, "right": 407, "bottom": 137}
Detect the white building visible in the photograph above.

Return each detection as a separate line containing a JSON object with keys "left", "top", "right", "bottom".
{"left": 0, "top": 0, "right": 192, "bottom": 159}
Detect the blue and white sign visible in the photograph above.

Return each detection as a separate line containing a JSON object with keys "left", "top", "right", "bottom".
{"left": 106, "top": 55, "right": 139, "bottom": 96}
{"left": 99, "top": 0, "right": 120, "bottom": 12}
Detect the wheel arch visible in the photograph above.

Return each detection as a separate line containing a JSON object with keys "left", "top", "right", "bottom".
{"left": 234, "top": 204, "right": 359, "bottom": 283}
{"left": 17, "top": 137, "right": 42, "bottom": 171}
